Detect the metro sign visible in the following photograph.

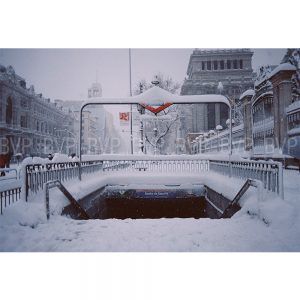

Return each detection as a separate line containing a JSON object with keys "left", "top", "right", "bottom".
{"left": 140, "top": 102, "right": 173, "bottom": 115}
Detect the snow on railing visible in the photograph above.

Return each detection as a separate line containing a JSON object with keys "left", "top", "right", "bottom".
{"left": 209, "top": 159, "right": 283, "bottom": 198}
{"left": 0, "top": 169, "right": 22, "bottom": 214}
{"left": 0, "top": 186, "right": 21, "bottom": 215}
{"left": 102, "top": 159, "right": 209, "bottom": 173}
{"left": 25, "top": 160, "right": 103, "bottom": 201}
{"left": 24, "top": 158, "right": 210, "bottom": 200}
{"left": 0, "top": 155, "right": 284, "bottom": 210}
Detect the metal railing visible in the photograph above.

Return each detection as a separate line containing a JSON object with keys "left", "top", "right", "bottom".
{"left": 209, "top": 159, "right": 283, "bottom": 199}
{"left": 0, "top": 156, "right": 284, "bottom": 213}
{"left": 101, "top": 159, "right": 210, "bottom": 173}
{"left": 0, "top": 186, "right": 21, "bottom": 214}
{"left": 25, "top": 160, "right": 103, "bottom": 201}
{"left": 25, "top": 158, "right": 283, "bottom": 200}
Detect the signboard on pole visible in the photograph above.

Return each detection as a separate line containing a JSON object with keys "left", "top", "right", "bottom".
{"left": 119, "top": 112, "right": 130, "bottom": 126}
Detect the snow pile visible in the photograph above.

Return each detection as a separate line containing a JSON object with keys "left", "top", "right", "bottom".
{"left": 0, "top": 200, "right": 46, "bottom": 228}
{"left": 0, "top": 169, "right": 299, "bottom": 251}
{"left": 21, "top": 156, "right": 49, "bottom": 166}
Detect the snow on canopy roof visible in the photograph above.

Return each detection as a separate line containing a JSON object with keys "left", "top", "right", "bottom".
{"left": 81, "top": 86, "right": 230, "bottom": 107}
{"left": 239, "top": 89, "right": 255, "bottom": 100}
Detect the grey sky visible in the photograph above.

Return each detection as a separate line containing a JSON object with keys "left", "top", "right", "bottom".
{"left": 0, "top": 48, "right": 286, "bottom": 101}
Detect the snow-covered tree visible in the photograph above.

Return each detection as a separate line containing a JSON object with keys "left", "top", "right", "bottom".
{"left": 134, "top": 73, "right": 181, "bottom": 154}
{"left": 133, "top": 73, "right": 181, "bottom": 95}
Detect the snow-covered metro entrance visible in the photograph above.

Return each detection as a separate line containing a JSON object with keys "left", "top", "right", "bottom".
{"left": 41, "top": 86, "right": 277, "bottom": 221}
{"left": 62, "top": 183, "right": 209, "bottom": 220}
{"left": 55, "top": 87, "right": 234, "bottom": 219}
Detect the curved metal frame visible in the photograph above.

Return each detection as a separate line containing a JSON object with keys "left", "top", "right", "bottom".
{"left": 79, "top": 100, "right": 233, "bottom": 180}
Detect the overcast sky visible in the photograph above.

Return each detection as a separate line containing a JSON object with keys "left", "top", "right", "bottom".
{"left": 0, "top": 48, "right": 286, "bottom": 101}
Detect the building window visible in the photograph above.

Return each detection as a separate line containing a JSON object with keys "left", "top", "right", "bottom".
{"left": 227, "top": 60, "right": 231, "bottom": 69}
{"left": 220, "top": 60, "right": 224, "bottom": 70}
{"left": 20, "top": 115, "right": 27, "bottom": 128}
{"left": 6, "top": 97, "right": 13, "bottom": 124}
{"left": 233, "top": 60, "right": 238, "bottom": 69}
{"left": 240, "top": 59, "right": 243, "bottom": 69}
{"left": 202, "top": 61, "right": 205, "bottom": 70}
{"left": 213, "top": 61, "right": 218, "bottom": 70}
{"left": 207, "top": 61, "right": 211, "bottom": 70}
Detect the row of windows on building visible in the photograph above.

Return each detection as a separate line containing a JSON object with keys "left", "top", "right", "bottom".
{"left": 18, "top": 96, "right": 67, "bottom": 123}
{"left": 287, "top": 111, "right": 300, "bottom": 130}
{"left": 253, "top": 128, "right": 274, "bottom": 139}
{"left": 33, "top": 103, "right": 66, "bottom": 123}
{"left": 8, "top": 115, "right": 67, "bottom": 139}
{"left": 200, "top": 59, "right": 244, "bottom": 71}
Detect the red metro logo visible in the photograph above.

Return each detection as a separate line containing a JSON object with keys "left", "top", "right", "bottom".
{"left": 140, "top": 102, "right": 173, "bottom": 115}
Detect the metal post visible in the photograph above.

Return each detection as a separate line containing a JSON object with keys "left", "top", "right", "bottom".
{"left": 229, "top": 105, "right": 233, "bottom": 156}
{"left": 45, "top": 183, "right": 50, "bottom": 220}
{"left": 262, "top": 100, "right": 266, "bottom": 157}
{"left": 278, "top": 162, "right": 284, "bottom": 200}
{"left": 129, "top": 49, "right": 133, "bottom": 155}
{"left": 25, "top": 167, "right": 29, "bottom": 202}
{"left": 140, "top": 121, "right": 144, "bottom": 153}
{"left": 229, "top": 105, "right": 233, "bottom": 177}
{"left": 79, "top": 106, "right": 84, "bottom": 181}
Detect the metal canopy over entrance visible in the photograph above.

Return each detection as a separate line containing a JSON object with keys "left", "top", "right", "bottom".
{"left": 80, "top": 86, "right": 230, "bottom": 106}
{"left": 79, "top": 86, "right": 233, "bottom": 179}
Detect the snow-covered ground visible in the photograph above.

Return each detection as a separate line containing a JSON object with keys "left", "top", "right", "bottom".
{"left": 0, "top": 169, "right": 299, "bottom": 251}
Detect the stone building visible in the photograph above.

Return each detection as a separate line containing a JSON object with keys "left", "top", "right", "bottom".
{"left": 0, "top": 64, "right": 75, "bottom": 158}
{"left": 191, "top": 49, "right": 300, "bottom": 164}
{"left": 180, "top": 49, "right": 255, "bottom": 138}
{"left": 62, "top": 81, "right": 125, "bottom": 154}
{"left": 250, "top": 52, "right": 300, "bottom": 159}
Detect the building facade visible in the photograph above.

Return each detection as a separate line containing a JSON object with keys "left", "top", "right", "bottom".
{"left": 62, "top": 81, "right": 125, "bottom": 155}
{"left": 0, "top": 65, "right": 75, "bottom": 159}
{"left": 180, "top": 49, "right": 255, "bottom": 138}
{"left": 191, "top": 49, "right": 300, "bottom": 165}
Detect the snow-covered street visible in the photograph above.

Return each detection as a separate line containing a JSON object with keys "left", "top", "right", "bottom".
{"left": 2, "top": 210, "right": 300, "bottom": 251}
{"left": 1, "top": 169, "right": 299, "bottom": 252}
